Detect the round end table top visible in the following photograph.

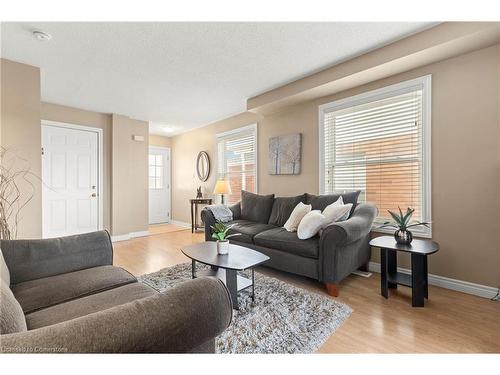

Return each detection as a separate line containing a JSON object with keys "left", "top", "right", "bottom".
{"left": 369, "top": 235, "right": 439, "bottom": 255}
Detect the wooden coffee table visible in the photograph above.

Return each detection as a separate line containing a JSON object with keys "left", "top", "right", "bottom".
{"left": 181, "top": 242, "right": 270, "bottom": 309}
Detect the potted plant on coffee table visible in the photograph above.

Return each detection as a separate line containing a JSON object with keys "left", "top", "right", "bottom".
{"left": 379, "top": 207, "right": 430, "bottom": 245}
{"left": 211, "top": 221, "right": 241, "bottom": 255}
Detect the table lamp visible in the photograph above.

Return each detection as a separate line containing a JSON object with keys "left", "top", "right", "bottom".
{"left": 213, "top": 180, "right": 232, "bottom": 205}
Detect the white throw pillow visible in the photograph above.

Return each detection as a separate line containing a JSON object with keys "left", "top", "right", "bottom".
{"left": 284, "top": 202, "right": 312, "bottom": 232}
{"left": 297, "top": 210, "right": 327, "bottom": 240}
{"left": 323, "top": 201, "right": 353, "bottom": 224}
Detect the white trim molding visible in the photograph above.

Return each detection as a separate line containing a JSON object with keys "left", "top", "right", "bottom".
{"left": 368, "top": 261, "right": 498, "bottom": 299}
{"left": 318, "top": 75, "right": 432, "bottom": 238}
{"left": 111, "top": 230, "right": 150, "bottom": 243}
{"left": 170, "top": 220, "right": 191, "bottom": 228}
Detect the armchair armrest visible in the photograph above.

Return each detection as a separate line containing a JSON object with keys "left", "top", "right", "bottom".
{"left": 0, "top": 277, "right": 232, "bottom": 353}
{"left": 0, "top": 230, "right": 113, "bottom": 284}
{"left": 319, "top": 203, "right": 377, "bottom": 283}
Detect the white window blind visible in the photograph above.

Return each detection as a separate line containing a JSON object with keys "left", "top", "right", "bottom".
{"left": 216, "top": 124, "right": 257, "bottom": 205}
{"left": 320, "top": 76, "right": 431, "bottom": 236}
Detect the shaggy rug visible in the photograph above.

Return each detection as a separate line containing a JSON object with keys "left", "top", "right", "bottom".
{"left": 139, "top": 263, "right": 352, "bottom": 354}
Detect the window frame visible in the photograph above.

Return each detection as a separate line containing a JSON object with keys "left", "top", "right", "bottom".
{"left": 215, "top": 123, "right": 258, "bottom": 203}
{"left": 318, "top": 75, "right": 432, "bottom": 237}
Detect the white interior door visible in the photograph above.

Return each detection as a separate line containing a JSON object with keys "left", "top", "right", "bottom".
{"left": 149, "top": 147, "right": 170, "bottom": 224}
{"left": 42, "top": 123, "right": 101, "bottom": 238}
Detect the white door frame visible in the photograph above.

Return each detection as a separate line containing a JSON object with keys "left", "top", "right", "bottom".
{"left": 41, "top": 120, "right": 104, "bottom": 235}
{"left": 148, "top": 145, "right": 171, "bottom": 224}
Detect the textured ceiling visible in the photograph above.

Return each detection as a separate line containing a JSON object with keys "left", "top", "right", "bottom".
{"left": 1, "top": 22, "right": 435, "bottom": 135}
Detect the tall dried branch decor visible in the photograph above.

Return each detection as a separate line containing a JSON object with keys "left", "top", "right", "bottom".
{"left": 0, "top": 147, "right": 36, "bottom": 240}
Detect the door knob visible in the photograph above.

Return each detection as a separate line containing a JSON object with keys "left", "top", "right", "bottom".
{"left": 91, "top": 193, "right": 97, "bottom": 197}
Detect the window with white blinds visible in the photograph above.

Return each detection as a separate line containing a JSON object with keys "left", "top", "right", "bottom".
{"left": 216, "top": 124, "right": 257, "bottom": 205}
{"left": 319, "top": 76, "right": 431, "bottom": 237}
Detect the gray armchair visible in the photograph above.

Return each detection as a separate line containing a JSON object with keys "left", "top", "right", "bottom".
{"left": 0, "top": 231, "right": 232, "bottom": 353}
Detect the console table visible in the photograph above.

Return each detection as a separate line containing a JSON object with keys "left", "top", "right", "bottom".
{"left": 190, "top": 198, "right": 212, "bottom": 233}
{"left": 369, "top": 236, "right": 439, "bottom": 307}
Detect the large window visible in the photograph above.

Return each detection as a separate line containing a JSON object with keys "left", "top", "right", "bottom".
{"left": 319, "top": 76, "right": 431, "bottom": 237}
{"left": 216, "top": 124, "right": 257, "bottom": 205}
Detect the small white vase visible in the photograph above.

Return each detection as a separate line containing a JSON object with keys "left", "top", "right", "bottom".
{"left": 217, "top": 240, "right": 229, "bottom": 255}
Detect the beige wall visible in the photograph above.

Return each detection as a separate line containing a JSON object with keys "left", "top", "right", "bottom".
{"left": 171, "top": 44, "right": 500, "bottom": 288}
{"left": 0, "top": 59, "right": 150, "bottom": 238}
{"left": 40, "top": 102, "right": 113, "bottom": 231}
{"left": 149, "top": 134, "right": 171, "bottom": 148}
{"left": 0, "top": 59, "right": 42, "bottom": 239}
{"left": 111, "top": 114, "right": 149, "bottom": 236}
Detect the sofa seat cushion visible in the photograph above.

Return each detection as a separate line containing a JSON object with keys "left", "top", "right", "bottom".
{"left": 227, "top": 220, "right": 277, "bottom": 244}
{"left": 254, "top": 227, "right": 319, "bottom": 259}
{"left": 25, "top": 282, "right": 157, "bottom": 329}
{"left": 12, "top": 265, "right": 137, "bottom": 314}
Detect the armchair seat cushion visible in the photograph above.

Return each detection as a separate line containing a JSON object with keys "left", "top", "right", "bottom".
{"left": 26, "top": 282, "right": 157, "bottom": 329}
{"left": 227, "top": 220, "right": 276, "bottom": 244}
{"left": 254, "top": 227, "right": 319, "bottom": 259}
{"left": 12, "top": 265, "right": 137, "bottom": 314}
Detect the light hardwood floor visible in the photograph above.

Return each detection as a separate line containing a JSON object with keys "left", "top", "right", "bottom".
{"left": 113, "top": 228, "right": 500, "bottom": 353}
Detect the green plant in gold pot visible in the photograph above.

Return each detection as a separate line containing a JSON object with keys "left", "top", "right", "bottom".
{"left": 379, "top": 207, "right": 430, "bottom": 245}
{"left": 211, "top": 221, "right": 241, "bottom": 255}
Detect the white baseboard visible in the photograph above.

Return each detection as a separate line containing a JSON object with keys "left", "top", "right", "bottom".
{"left": 170, "top": 220, "right": 191, "bottom": 228}
{"left": 368, "top": 261, "right": 498, "bottom": 299}
{"left": 111, "top": 230, "right": 150, "bottom": 242}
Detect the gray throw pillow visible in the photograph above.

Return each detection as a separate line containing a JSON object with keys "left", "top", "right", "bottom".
{"left": 240, "top": 190, "right": 275, "bottom": 224}
{"left": 268, "top": 194, "right": 306, "bottom": 226}
{"left": 1, "top": 281, "right": 27, "bottom": 334}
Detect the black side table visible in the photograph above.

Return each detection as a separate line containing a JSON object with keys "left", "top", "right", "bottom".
{"left": 369, "top": 236, "right": 439, "bottom": 307}
{"left": 190, "top": 198, "right": 212, "bottom": 233}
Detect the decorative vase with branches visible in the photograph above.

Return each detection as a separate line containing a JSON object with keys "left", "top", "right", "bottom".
{"left": 378, "top": 207, "right": 430, "bottom": 245}
{"left": 0, "top": 147, "right": 36, "bottom": 240}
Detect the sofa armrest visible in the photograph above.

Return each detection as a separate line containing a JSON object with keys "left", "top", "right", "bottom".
{"left": 319, "top": 203, "right": 377, "bottom": 283}
{"left": 321, "top": 203, "right": 378, "bottom": 247}
{"left": 0, "top": 230, "right": 113, "bottom": 285}
{"left": 201, "top": 202, "right": 241, "bottom": 242}
{"left": 201, "top": 208, "right": 217, "bottom": 241}
{"left": 228, "top": 202, "right": 241, "bottom": 220}
{"left": 0, "top": 277, "right": 232, "bottom": 353}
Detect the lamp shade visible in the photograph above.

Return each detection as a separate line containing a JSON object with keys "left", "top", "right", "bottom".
{"left": 213, "top": 180, "right": 232, "bottom": 195}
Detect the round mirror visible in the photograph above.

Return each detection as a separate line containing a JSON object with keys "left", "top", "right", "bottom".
{"left": 196, "top": 151, "right": 210, "bottom": 182}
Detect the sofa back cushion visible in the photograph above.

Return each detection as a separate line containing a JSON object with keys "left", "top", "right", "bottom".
{"left": 0, "top": 281, "right": 27, "bottom": 334}
{"left": 305, "top": 191, "right": 361, "bottom": 215}
{"left": 240, "top": 191, "right": 275, "bottom": 224}
{"left": 268, "top": 194, "right": 306, "bottom": 226}
{"left": 0, "top": 250, "right": 10, "bottom": 286}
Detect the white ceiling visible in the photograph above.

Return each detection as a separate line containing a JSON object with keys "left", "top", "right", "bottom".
{"left": 1, "top": 22, "right": 435, "bottom": 135}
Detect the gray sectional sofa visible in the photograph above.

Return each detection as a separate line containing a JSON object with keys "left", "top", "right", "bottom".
{"left": 201, "top": 191, "right": 377, "bottom": 296}
{"left": 0, "top": 230, "right": 232, "bottom": 353}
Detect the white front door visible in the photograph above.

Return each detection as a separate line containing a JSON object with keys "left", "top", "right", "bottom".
{"left": 149, "top": 147, "right": 170, "bottom": 224}
{"left": 42, "top": 123, "right": 101, "bottom": 238}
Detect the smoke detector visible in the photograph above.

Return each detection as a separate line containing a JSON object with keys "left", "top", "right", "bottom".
{"left": 33, "top": 30, "right": 52, "bottom": 41}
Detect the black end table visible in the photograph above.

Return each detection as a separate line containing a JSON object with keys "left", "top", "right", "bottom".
{"left": 181, "top": 242, "right": 270, "bottom": 310}
{"left": 190, "top": 198, "right": 212, "bottom": 233}
{"left": 369, "top": 236, "right": 439, "bottom": 307}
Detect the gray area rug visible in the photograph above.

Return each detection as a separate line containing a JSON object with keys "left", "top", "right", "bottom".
{"left": 139, "top": 263, "right": 352, "bottom": 353}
